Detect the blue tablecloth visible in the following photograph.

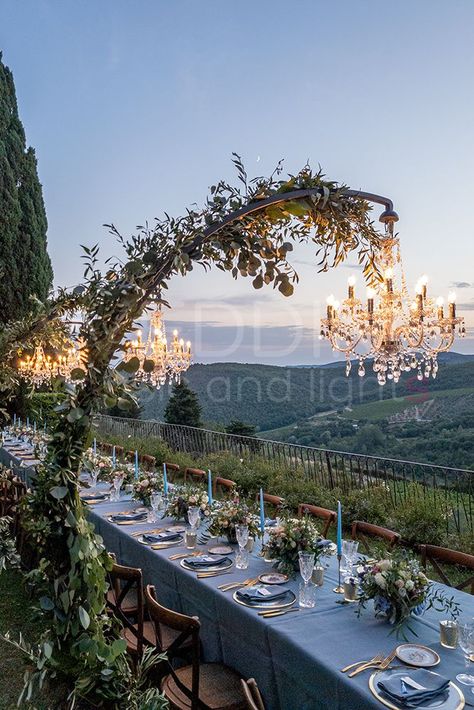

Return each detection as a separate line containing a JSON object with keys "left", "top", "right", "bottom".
{"left": 87, "top": 495, "right": 474, "bottom": 710}
{"left": 0, "top": 442, "right": 40, "bottom": 486}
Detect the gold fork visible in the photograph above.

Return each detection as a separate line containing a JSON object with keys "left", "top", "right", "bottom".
{"left": 197, "top": 571, "right": 233, "bottom": 579}
{"left": 169, "top": 551, "right": 203, "bottom": 561}
{"left": 219, "top": 577, "right": 259, "bottom": 592}
{"left": 348, "top": 649, "right": 397, "bottom": 677}
{"left": 341, "top": 653, "right": 384, "bottom": 673}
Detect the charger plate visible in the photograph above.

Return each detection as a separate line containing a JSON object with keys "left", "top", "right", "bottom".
{"left": 369, "top": 669, "right": 464, "bottom": 710}
{"left": 232, "top": 587, "right": 296, "bottom": 610}
{"left": 396, "top": 644, "right": 440, "bottom": 668}
{"left": 180, "top": 557, "right": 233, "bottom": 572}
{"left": 139, "top": 534, "right": 184, "bottom": 547}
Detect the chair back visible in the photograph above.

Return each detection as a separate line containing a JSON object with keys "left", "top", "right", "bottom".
{"left": 214, "top": 477, "right": 236, "bottom": 498}
{"left": 107, "top": 561, "right": 145, "bottom": 656}
{"left": 100, "top": 442, "right": 113, "bottom": 455}
{"left": 145, "top": 585, "right": 201, "bottom": 706}
{"left": 298, "top": 503, "right": 336, "bottom": 538}
{"left": 126, "top": 450, "right": 136, "bottom": 462}
{"left": 140, "top": 454, "right": 156, "bottom": 471}
{"left": 114, "top": 445, "right": 124, "bottom": 460}
{"left": 419, "top": 544, "right": 474, "bottom": 594}
{"left": 241, "top": 678, "right": 265, "bottom": 710}
{"left": 256, "top": 492, "right": 284, "bottom": 513}
{"left": 184, "top": 467, "right": 207, "bottom": 485}
{"left": 164, "top": 462, "right": 180, "bottom": 482}
{"left": 351, "top": 521, "right": 400, "bottom": 554}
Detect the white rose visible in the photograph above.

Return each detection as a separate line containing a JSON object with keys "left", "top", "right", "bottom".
{"left": 405, "top": 580, "right": 414, "bottom": 591}
{"left": 395, "top": 579, "right": 404, "bottom": 589}
{"left": 374, "top": 573, "right": 386, "bottom": 589}
{"left": 379, "top": 560, "right": 392, "bottom": 572}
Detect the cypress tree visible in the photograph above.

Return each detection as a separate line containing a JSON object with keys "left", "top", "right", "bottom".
{"left": 0, "top": 52, "right": 53, "bottom": 324}
{"left": 164, "top": 380, "right": 202, "bottom": 428}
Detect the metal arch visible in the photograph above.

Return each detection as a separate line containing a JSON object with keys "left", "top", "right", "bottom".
{"left": 201, "top": 187, "right": 399, "bottom": 240}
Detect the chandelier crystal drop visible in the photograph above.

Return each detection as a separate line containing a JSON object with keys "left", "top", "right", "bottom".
{"left": 123, "top": 307, "right": 191, "bottom": 389}
{"left": 320, "top": 220, "right": 465, "bottom": 386}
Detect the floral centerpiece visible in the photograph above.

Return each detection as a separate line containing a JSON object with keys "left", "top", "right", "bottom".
{"left": 208, "top": 498, "right": 260, "bottom": 543}
{"left": 82, "top": 452, "right": 113, "bottom": 480}
{"left": 357, "top": 550, "right": 460, "bottom": 636}
{"left": 110, "top": 462, "right": 135, "bottom": 484}
{"left": 263, "top": 515, "right": 330, "bottom": 576}
{"left": 166, "top": 484, "right": 211, "bottom": 521}
{"left": 132, "top": 472, "right": 163, "bottom": 507}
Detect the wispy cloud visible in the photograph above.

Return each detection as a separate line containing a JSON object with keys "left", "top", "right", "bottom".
{"left": 452, "top": 281, "right": 473, "bottom": 289}
{"left": 458, "top": 301, "right": 474, "bottom": 311}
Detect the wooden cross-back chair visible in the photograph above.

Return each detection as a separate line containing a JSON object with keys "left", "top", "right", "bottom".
{"left": 106, "top": 560, "right": 148, "bottom": 659}
{"left": 184, "top": 467, "right": 207, "bottom": 485}
{"left": 140, "top": 454, "right": 156, "bottom": 472}
{"left": 240, "top": 678, "right": 265, "bottom": 710}
{"left": 256, "top": 492, "right": 285, "bottom": 516}
{"left": 351, "top": 521, "right": 401, "bottom": 554}
{"left": 297, "top": 503, "right": 337, "bottom": 539}
{"left": 114, "top": 445, "right": 124, "bottom": 460}
{"left": 126, "top": 450, "right": 136, "bottom": 462}
{"left": 419, "top": 544, "right": 474, "bottom": 594}
{"left": 164, "top": 462, "right": 181, "bottom": 482}
{"left": 100, "top": 442, "right": 113, "bottom": 455}
{"left": 214, "top": 477, "right": 236, "bottom": 498}
{"left": 145, "top": 585, "right": 246, "bottom": 710}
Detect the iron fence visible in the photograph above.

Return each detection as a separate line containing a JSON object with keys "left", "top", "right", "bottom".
{"left": 94, "top": 415, "right": 473, "bottom": 534}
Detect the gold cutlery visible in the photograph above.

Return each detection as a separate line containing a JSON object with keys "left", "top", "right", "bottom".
{"left": 348, "top": 649, "right": 397, "bottom": 677}
{"left": 116, "top": 520, "right": 148, "bottom": 526}
{"left": 197, "top": 571, "right": 233, "bottom": 579}
{"left": 259, "top": 608, "right": 300, "bottom": 618}
{"left": 131, "top": 528, "right": 164, "bottom": 537}
{"left": 219, "top": 576, "right": 258, "bottom": 592}
{"left": 151, "top": 542, "right": 181, "bottom": 550}
{"left": 341, "top": 653, "right": 384, "bottom": 673}
{"left": 169, "top": 551, "right": 203, "bottom": 561}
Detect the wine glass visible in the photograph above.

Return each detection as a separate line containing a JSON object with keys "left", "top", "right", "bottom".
{"left": 90, "top": 467, "right": 99, "bottom": 489}
{"left": 149, "top": 492, "right": 163, "bottom": 522}
{"left": 341, "top": 540, "right": 359, "bottom": 576}
{"left": 236, "top": 524, "right": 249, "bottom": 570}
{"left": 299, "top": 551, "right": 316, "bottom": 608}
{"left": 187, "top": 506, "right": 200, "bottom": 529}
{"left": 456, "top": 621, "right": 474, "bottom": 686}
{"left": 112, "top": 473, "right": 125, "bottom": 501}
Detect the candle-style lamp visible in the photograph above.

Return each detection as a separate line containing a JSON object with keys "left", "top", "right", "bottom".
{"left": 436, "top": 296, "right": 444, "bottom": 320}
{"left": 366, "top": 287, "right": 375, "bottom": 325}
{"left": 347, "top": 275, "right": 356, "bottom": 300}
{"left": 385, "top": 267, "right": 394, "bottom": 293}
{"left": 448, "top": 291, "right": 457, "bottom": 320}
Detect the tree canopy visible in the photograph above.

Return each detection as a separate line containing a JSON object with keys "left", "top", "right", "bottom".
{"left": 164, "top": 380, "right": 202, "bottom": 427}
{"left": 0, "top": 52, "right": 53, "bottom": 324}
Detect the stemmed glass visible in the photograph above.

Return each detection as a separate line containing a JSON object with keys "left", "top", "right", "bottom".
{"left": 236, "top": 524, "right": 249, "bottom": 570}
{"left": 112, "top": 473, "right": 124, "bottom": 502}
{"left": 456, "top": 621, "right": 474, "bottom": 686}
{"left": 341, "top": 540, "right": 359, "bottom": 576}
{"left": 298, "top": 551, "right": 316, "bottom": 608}
{"left": 149, "top": 492, "right": 163, "bottom": 522}
{"left": 187, "top": 506, "right": 200, "bottom": 529}
{"left": 90, "top": 467, "right": 99, "bottom": 489}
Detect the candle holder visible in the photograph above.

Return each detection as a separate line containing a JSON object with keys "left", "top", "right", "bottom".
{"left": 333, "top": 554, "right": 344, "bottom": 594}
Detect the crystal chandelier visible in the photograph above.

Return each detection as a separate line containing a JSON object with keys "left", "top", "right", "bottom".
{"left": 123, "top": 307, "right": 191, "bottom": 388}
{"left": 320, "top": 219, "right": 465, "bottom": 385}
{"left": 18, "top": 336, "right": 87, "bottom": 387}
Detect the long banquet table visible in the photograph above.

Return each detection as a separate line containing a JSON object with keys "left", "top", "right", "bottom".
{"left": 88, "top": 496, "right": 474, "bottom": 710}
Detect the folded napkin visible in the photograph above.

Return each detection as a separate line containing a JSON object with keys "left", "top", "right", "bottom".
{"left": 265, "top": 518, "right": 277, "bottom": 527}
{"left": 315, "top": 539, "right": 332, "bottom": 550}
{"left": 81, "top": 492, "right": 108, "bottom": 502}
{"left": 184, "top": 555, "right": 230, "bottom": 568}
{"left": 378, "top": 670, "right": 450, "bottom": 707}
{"left": 237, "top": 585, "right": 290, "bottom": 603}
{"left": 110, "top": 512, "right": 147, "bottom": 522}
{"left": 143, "top": 532, "right": 181, "bottom": 543}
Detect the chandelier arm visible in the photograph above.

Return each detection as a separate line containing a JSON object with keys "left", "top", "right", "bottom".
{"left": 327, "top": 331, "right": 363, "bottom": 354}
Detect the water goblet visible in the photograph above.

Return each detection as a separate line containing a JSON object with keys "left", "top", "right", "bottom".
{"left": 90, "top": 467, "right": 99, "bottom": 489}
{"left": 149, "top": 492, "right": 163, "bottom": 522}
{"left": 341, "top": 540, "right": 359, "bottom": 576}
{"left": 188, "top": 505, "right": 200, "bottom": 529}
{"left": 112, "top": 473, "right": 124, "bottom": 501}
{"left": 236, "top": 524, "right": 249, "bottom": 570}
{"left": 456, "top": 621, "right": 474, "bottom": 686}
{"left": 298, "top": 551, "right": 316, "bottom": 608}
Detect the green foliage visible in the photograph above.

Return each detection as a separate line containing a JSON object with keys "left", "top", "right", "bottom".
{"left": 225, "top": 420, "right": 256, "bottom": 436}
{"left": 0, "top": 53, "right": 53, "bottom": 325}
{"left": 389, "top": 486, "right": 450, "bottom": 546}
{"left": 0, "top": 515, "right": 20, "bottom": 572}
{"left": 25, "top": 391, "right": 66, "bottom": 426}
{"left": 164, "top": 380, "right": 202, "bottom": 427}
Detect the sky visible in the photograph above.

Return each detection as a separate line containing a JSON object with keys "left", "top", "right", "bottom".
{"left": 1, "top": 0, "right": 474, "bottom": 365}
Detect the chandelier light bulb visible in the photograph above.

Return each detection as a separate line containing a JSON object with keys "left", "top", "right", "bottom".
{"left": 326, "top": 294, "right": 335, "bottom": 306}
{"left": 448, "top": 291, "right": 456, "bottom": 303}
{"left": 348, "top": 276, "right": 356, "bottom": 286}
{"left": 436, "top": 296, "right": 444, "bottom": 307}
{"left": 366, "top": 287, "right": 376, "bottom": 299}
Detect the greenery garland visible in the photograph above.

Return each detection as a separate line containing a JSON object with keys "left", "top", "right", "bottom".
{"left": 0, "top": 157, "right": 381, "bottom": 706}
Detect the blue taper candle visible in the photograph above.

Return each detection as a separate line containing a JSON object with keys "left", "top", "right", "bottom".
{"left": 134, "top": 450, "right": 139, "bottom": 479}
{"left": 93, "top": 437, "right": 97, "bottom": 455}
{"left": 208, "top": 469, "right": 213, "bottom": 505}
{"left": 337, "top": 500, "right": 342, "bottom": 556}
{"left": 13, "top": 413, "right": 16, "bottom": 426}
{"left": 163, "top": 462, "right": 168, "bottom": 496}
{"left": 26, "top": 416, "right": 30, "bottom": 428}
{"left": 259, "top": 488, "right": 265, "bottom": 535}
{"left": 112, "top": 445, "right": 116, "bottom": 467}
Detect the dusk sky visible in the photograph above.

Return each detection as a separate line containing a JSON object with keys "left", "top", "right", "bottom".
{"left": 2, "top": 0, "right": 474, "bottom": 364}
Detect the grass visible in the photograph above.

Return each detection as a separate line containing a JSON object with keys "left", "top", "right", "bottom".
{"left": 0, "top": 569, "right": 68, "bottom": 710}
{"left": 341, "top": 386, "right": 474, "bottom": 421}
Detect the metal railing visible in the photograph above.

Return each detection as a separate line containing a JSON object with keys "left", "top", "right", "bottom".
{"left": 94, "top": 415, "right": 473, "bottom": 534}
